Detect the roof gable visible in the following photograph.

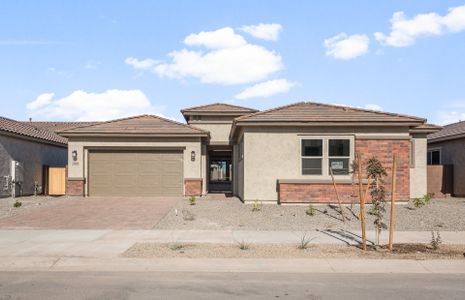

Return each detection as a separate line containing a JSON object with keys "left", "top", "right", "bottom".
{"left": 59, "top": 114, "right": 209, "bottom": 136}
{"left": 0, "top": 117, "right": 67, "bottom": 145}
{"left": 181, "top": 102, "right": 258, "bottom": 113}
{"left": 235, "top": 101, "right": 425, "bottom": 124}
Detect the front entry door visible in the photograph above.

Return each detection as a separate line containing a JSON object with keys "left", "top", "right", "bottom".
{"left": 209, "top": 158, "right": 232, "bottom": 192}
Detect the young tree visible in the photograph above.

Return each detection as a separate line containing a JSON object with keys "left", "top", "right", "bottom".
{"left": 366, "top": 157, "right": 388, "bottom": 247}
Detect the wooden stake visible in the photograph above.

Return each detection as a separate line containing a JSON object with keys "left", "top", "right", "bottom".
{"left": 330, "top": 167, "right": 345, "bottom": 222}
{"left": 388, "top": 154, "right": 397, "bottom": 252}
{"left": 357, "top": 155, "right": 367, "bottom": 253}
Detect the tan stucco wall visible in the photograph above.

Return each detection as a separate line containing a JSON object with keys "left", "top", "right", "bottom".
{"left": 67, "top": 136, "right": 204, "bottom": 196}
{"left": 410, "top": 135, "right": 427, "bottom": 198}
{"left": 428, "top": 137, "right": 465, "bottom": 196}
{"left": 241, "top": 126, "right": 414, "bottom": 202}
{"left": 0, "top": 134, "right": 67, "bottom": 197}
{"left": 189, "top": 123, "right": 232, "bottom": 144}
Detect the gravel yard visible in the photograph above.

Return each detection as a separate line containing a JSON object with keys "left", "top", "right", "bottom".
{"left": 155, "top": 197, "right": 465, "bottom": 231}
{"left": 123, "top": 242, "right": 465, "bottom": 260}
{"left": 0, "top": 196, "right": 78, "bottom": 219}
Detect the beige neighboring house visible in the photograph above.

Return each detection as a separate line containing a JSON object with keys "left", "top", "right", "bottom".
{"left": 60, "top": 102, "right": 440, "bottom": 204}
{"left": 0, "top": 117, "right": 69, "bottom": 197}
{"left": 427, "top": 121, "right": 465, "bottom": 197}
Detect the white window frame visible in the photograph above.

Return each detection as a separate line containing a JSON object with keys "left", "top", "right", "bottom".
{"left": 299, "top": 136, "right": 354, "bottom": 179}
{"left": 427, "top": 148, "right": 442, "bottom": 165}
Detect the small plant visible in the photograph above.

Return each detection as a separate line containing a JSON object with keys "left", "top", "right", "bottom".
{"left": 306, "top": 204, "right": 316, "bottom": 216}
{"left": 297, "top": 233, "right": 313, "bottom": 250}
{"left": 252, "top": 200, "right": 263, "bottom": 212}
{"left": 412, "top": 193, "right": 434, "bottom": 209}
{"left": 13, "top": 200, "right": 22, "bottom": 208}
{"left": 181, "top": 209, "right": 195, "bottom": 221}
{"left": 188, "top": 196, "right": 196, "bottom": 206}
{"left": 168, "top": 243, "right": 184, "bottom": 251}
{"left": 430, "top": 231, "right": 442, "bottom": 250}
{"left": 237, "top": 240, "right": 250, "bottom": 250}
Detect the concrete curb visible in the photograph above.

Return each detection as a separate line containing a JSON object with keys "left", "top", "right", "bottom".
{"left": 0, "top": 257, "right": 464, "bottom": 273}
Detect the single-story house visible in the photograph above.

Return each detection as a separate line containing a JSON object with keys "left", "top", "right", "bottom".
{"left": 59, "top": 102, "right": 440, "bottom": 204}
{"left": 427, "top": 120, "right": 465, "bottom": 197}
{"left": 0, "top": 117, "right": 68, "bottom": 197}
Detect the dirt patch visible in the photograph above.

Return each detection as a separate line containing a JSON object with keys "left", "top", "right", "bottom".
{"left": 0, "top": 196, "right": 78, "bottom": 219}
{"left": 156, "top": 197, "right": 465, "bottom": 231}
{"left": 122, "top": 243, "right": 465, "bottom": 260}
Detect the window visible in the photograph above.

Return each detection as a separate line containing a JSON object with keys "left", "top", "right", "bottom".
{"left": 427, "top": 149, "right": 441, "bottom": 165}
{"left": 301, "top": 139, "right": 323, "bottom": 175}
{"left": 301, "top": 137, "right": 352, "bottom": 176}
{"left": 328, "top": 139, "right": 350, "bottom": 175}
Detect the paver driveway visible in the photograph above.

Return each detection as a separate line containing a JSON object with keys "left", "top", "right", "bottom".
{"left": 0, "top": 197, "right": 180, "bottom": 229}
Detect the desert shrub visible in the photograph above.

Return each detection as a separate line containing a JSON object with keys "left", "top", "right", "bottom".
{"left": 237, "top": 240, "right": 250, "bottom": 250}
{"left": 13, "top": 201, "right": 22, "bottom": 208}
{"left": 430, "top": 231, "right": 442, "bottom": 250}
{"left": 252, "top": 200, "right": 263, "bottom": 212}
{"left": 306, "top": 204, "right": 316, "bottom": 216}
{"left": 168, "top": 243, "right": 184, "bottom": 251}
{"left": 188, "top": 196, "right": 196, "bottom": 206}
{"left": 297, "top": 233, "right": 314, "bottom": 250}
{"left": 412, "top": 193, "right": 434, "bottom": 208}
{"left": 181, "top": 209, "right": 195, "bottom": 221}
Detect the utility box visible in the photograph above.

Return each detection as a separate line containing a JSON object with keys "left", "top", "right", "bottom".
{"left": 11, "top": 160, "right": 24, "bottom": 198}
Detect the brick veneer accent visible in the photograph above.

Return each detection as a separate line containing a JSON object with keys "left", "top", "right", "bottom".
{"left": 66, "top": 179, "right": 85, "bottom": 196}
{"left": 279, "top": 139, "right": 410, "bottom": 203}
{"left": 184, "top": 179, "right": 202, "bottom": 196}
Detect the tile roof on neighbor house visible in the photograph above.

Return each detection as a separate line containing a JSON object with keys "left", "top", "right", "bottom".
{"left": 58, "top": 114, "right": 209, "bottom": 137}
{"left": 27, "top": 121, "right": 100, "bottom": 133}
{"left": 0, "top": 116, "right": 67, "bottom": 146}
{"left": 428, "top": 120, "right": 465, "bottom": 142}
{"left": 181, "top": 103, "right": 258, "bottom": 113}
{"left": 234, "top": 101, "right": 426, "bottom": 124}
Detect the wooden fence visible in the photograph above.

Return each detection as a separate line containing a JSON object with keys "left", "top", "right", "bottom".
{"left": 48, "top": 167, "right": 66, "bottom": 196}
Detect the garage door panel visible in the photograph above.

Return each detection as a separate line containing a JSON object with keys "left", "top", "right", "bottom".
{"left": 89, "top": 150, "right": 183, "bottom": 197}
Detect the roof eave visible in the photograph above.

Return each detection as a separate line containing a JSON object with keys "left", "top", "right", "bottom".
{"left": 428, "top": 132, "right": 465, "bottom": 143}
{"left": 60, "top": 132, "right": 209, "bottom": 138}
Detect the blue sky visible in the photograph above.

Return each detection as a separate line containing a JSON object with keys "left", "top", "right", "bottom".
{"left": 1, "top": 1, "right": 465, "bottom": 124}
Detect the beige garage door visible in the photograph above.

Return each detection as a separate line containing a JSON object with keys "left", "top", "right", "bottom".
{"left": 88, "top": 150, "right": 183, "bottom": 197}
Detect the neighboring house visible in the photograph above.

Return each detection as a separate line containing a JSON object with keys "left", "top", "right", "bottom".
{"left": 427, "top": 121, "right": 465, "bottom": 197}
{"left": 60, "top": 102, "right": 439, "bottom": 204}
{"left": 0, "top": 117, "right": 69, "bottom": 197}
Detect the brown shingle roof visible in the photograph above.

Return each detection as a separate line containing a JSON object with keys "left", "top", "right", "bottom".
{"left": 58, "top": 114, "right": 209, "bottom": 137}
{"left": 181, "top": 103, "right": 258, "bottom": 113}
{"left": 28, "top": 121, "right": 100, "bottom": 133}
{"left": 234, "top": 101, "right": 426, "bottom": 124}
{"left": 428, "top": 120, "right": 465, "bottom": 142}
{"left": 410, "top": 123, "right": 442, "bottom": 133}
{"left": 0, "top": 117, "right": 67, "bottom": 146}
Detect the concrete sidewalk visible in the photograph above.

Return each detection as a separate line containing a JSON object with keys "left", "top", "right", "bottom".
{"left": 0, "top": 229, "right": 464, "bottom": 273}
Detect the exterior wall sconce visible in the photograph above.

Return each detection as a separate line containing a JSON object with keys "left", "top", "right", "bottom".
{"left": 191, "top": 151, "right": 195, "bottom": 162}
{"left": 72, "top": 150, "right": 78, "bottom": 162}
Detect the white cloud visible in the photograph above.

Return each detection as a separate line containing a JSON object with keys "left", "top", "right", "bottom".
{"left": 235, "top": 79, "right": 295, "bottom": 99}
{"left": 84, "top": 60, "right": 101, "bottom": 69}
{"left": 435, "top": 110, "right": 465, "bottom": 125}
{"left": 126, "top": 27, "right": 283, "bottom": 85}
{"left": 184, "top": 27, "right": 246, "bottom": 49}
{"left": 375, "top": 5, "right": 465, "bottom": 47}
{"left": 125, "top": 57, "right": 159, "bottom": 70}
{"left": 239, "top": 23, "right": 283, "bottom": 41}
{"left": 364, "top": 104, "right": 383, "bottom": 111}
{"left": 324, "top": 33, "right": 369, "bottom": 60}
{"left": 27, "top": 89, "right": 165, "bottom": 121}
{"left": 26, "top": 93, "right": 54, "bottom": 110}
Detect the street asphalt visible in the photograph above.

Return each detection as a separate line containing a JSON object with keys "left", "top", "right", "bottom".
{"left": 0, "top": 271, "right": 464, "bottom": 299}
